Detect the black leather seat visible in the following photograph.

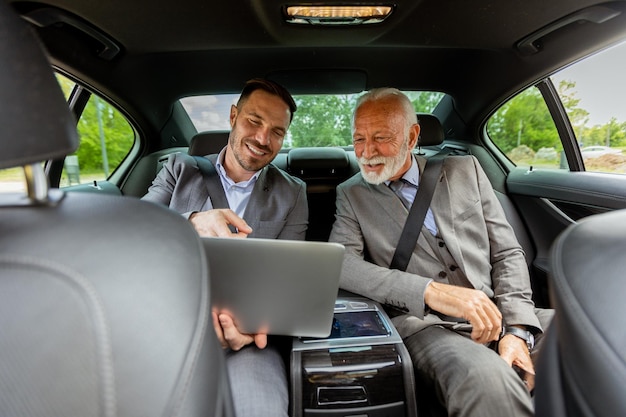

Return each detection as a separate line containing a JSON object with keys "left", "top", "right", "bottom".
{"left": 416, "top": 113, "right": 445, "bottom": 148}
{"left": 535, "top": 209, "right": 626, "bottom": 416}
{"left": 189, "top": 130, "right": 230, "bottom": 156}
{"left": 0, "top": 3, "right": 234, "bottom": 416}
{"left": 287, "top": 147, "right": 352, "bottom": 241}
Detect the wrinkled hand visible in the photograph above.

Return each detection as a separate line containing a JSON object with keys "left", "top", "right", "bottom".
{"left": 212, "top": 311, "right": 267, "bottom": 351}
{"left": 498, "top": 333, "right": 535, "bottom": 391}
{"left": 189, "top": 209, "right": 253, "bottom": 238}
{"left": 424, "top": 282, "right": 502, "bottom": 344}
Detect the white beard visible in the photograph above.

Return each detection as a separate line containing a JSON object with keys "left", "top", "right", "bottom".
{"left": 357, "top": 143, "right": 409, "bottom": 185}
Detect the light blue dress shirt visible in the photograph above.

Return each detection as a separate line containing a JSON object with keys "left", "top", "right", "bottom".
{"left": 386, "top": 156, "right": 438, "bottom": 236}
{"left": 215, "top": 149, "right": 260, "bottom": 217}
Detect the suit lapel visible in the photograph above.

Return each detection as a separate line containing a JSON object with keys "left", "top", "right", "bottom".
{"left": 366, "top": 156, "right": 472, "bottom": 282}
{"left": 197, "top": 154, "right": 230, "bottom": 209}
{"left": 189, "top": 154, "right": 216, "bottom": 211}
{"left": 367, "top": 156, "right": 439, "bottom": 262}
{"left": 370, "top": 181, "right": 406, "bottom": 229}
{"left": 242, "top": 166, "right": 270, "bottom": 229}
{"left": 430, "top": 164, "right": 469, "bottom": 280}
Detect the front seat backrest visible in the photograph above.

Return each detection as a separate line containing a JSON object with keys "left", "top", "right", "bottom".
{"left": 535, "top": 209, "right": 626, "bottom": 417}
{"left": 0, "top": 4, "right": 234, "bottom": 417}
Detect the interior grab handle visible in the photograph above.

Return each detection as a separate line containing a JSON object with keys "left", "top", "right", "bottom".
{"left": 517, "top": 5, "right": 621, "bottom": 55}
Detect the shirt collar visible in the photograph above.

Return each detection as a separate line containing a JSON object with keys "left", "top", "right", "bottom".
{"left": 384, "top": 154, "right": 420, "bottom": 187}
{"left": 215, "top": 147, "right": 261, "bottom": 187}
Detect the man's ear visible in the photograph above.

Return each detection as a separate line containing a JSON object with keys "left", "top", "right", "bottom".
{"left": 408, "top": 123, "right": 421, "bottom": 149}
{"left": 229, "top": 105, "right": 238, "bottom": 128}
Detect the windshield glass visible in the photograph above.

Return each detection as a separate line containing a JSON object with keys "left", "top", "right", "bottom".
{"left": 180, "top": 91, "right": 445, "bottom": 148}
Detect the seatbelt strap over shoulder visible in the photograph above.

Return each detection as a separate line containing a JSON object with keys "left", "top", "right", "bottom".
{"left": 389, "top": 153, "right": 446, "bottom": 271}
{"left": 192, "top": 155, "right": 230, "bottom": 209}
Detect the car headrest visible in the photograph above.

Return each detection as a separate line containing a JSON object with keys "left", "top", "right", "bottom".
{"left": 417, "top": 113, "right": 444, "bottom": 147}
{"left": 188, "top": 131, "right": 230, "bottom": 156}
{"left": 287, "top": 147, "right": 350, "bottom": 174}
{"left": 0, "top": 2, "right": 78, "bottom": 170}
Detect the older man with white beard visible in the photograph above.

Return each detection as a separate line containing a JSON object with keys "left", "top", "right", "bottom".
{"left": 329, "top": 88, "right": 553, "bottom": 416}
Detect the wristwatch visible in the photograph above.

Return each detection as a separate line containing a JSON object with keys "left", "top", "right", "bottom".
{"left": 502, "top": 326, "right": 535, "bottom": 350}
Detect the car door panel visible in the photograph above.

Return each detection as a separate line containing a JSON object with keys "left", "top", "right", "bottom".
{"left": 63, "top": 180, "right": 122, "bottom": 195}
{"left": 508, "top": 168, "right": 626, "bottom": 211}
{"left": 506, "top": 167, "right": 626, "bottom": 306}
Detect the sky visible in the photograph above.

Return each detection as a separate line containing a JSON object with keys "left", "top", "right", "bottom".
{"left": 552, "top": 40, "right": 626, "bottom": 126}
{"left": 180, "top": 94, "right": 238, "bottom": 132}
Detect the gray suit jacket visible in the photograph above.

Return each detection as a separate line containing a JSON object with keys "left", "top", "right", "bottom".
{"left": 329, "top": 154, "right": 541, "bottom": 338}
{"left": 142, "top": 152, "right": 308, "bottom": 240}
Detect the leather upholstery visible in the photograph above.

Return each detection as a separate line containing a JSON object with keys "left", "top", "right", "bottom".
{"left": 0, "top": 1, "right": 78, "bottom": 169}
{"left": 0, "top": 3, "right": 234, "bottom": 416}
{"left": 188, "top": 130, "right": 230, "bottom": 156}
{"left": 417, "top": 113, "right": 445, "bottom": 147}
{"left": 288, "top": 147, "right": 350, "bottom": 173}
{"left": 535, "top": 209, "right": 626, "bottom": 416}
{"left": 0, "top": 196, "right": 235, "bottom": 417}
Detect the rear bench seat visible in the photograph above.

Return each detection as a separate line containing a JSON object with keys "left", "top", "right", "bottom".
{"left": 124, "top": 115, "right": 536, "bottom": 278}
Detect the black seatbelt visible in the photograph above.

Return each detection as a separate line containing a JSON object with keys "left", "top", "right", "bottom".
{"left": 389, "top": 153, "right": 446, "bottom": 271}
{"left": 192, "top": 155, "right": 230, "bottom": 209}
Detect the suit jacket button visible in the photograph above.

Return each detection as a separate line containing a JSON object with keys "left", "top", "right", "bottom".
{"left": 438, "top": 271, "right": 447, "bottom": 278}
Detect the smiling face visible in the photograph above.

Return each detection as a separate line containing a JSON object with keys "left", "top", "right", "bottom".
{"left": 224, "top": 89, "right": 291, "bottom": 182}
{"left": 352, "top": 96, "right": 419, "bottom": 184}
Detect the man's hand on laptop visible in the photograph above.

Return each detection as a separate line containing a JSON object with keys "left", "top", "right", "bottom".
{"left": 212, "top": 311, "right": 268, "bottom": 351}
{"left": 190, "top": 209, "right": 253, "bottom": 238}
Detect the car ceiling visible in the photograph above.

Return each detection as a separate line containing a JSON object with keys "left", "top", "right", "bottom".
{"left": 9, "top": 0, "right": 626, "bottom": 137}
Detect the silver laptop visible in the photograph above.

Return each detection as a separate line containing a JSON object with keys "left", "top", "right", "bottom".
{"left": 202, "top": 237, "right": 345, "bottom": 338}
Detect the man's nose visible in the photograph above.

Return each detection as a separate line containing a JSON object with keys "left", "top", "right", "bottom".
{"left": 361, "top": 139, "right": 377, "bottom": 159}
{"left": 255, "top": 126, "right": 271, "bottom": 145}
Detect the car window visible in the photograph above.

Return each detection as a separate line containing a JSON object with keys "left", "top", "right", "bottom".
{"left": 552, "top": 41, "right": 626, "bottom": 174}
{"left": 56, "top": 74, "right": 136, "bottom": 187}
{"left": 487, "top": 87, "right": 562, "bottom": 169}
{"left": 488, "top": 41, "right": 626, "bottom": 174}
{"left": 180, "top": 91, "right": 445, "bottom": 148}
{"left": 0, "top": 166, "right": 25, "bottom": 194}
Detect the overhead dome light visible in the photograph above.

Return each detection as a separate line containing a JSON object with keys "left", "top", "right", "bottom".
{"left": 285, "top": 5, "right": 393, "bottom": 25}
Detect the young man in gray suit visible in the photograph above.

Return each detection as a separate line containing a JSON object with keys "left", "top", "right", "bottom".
{"left": 143, "top": 78, "right": 308, "bottom": 417}
{"left": 329, "top": 88, "right": 552, "bottom": 416}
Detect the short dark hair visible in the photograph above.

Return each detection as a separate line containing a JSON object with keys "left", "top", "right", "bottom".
{"left": 237, "top": 78, "right": 297, "bottom": 122}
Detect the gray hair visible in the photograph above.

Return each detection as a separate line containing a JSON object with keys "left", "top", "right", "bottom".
{"left": 352, "top": 88, "right": 418, "bottom": 133}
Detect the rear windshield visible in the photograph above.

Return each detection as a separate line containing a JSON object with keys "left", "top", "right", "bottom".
{"left": 180, "top": 91, "right": 445, "bottom": 148}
